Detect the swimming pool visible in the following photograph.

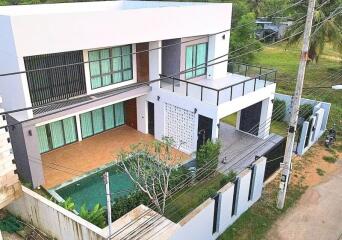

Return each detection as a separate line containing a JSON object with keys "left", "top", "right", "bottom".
{"left": 52, "top": 164, "right": 135, "bottom": 211}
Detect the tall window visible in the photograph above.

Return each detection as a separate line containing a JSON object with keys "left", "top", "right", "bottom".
{"left": 185, "top": 43, "right": 208, "bottom": 79}
{"left": 80, "top": 102, "right": 125, "bottom": 138}
{"left": 37, "top": 116, "right": 78, "bottom": 153}
{"left": 88, "top": 45, "right": 133, "bottom": 89}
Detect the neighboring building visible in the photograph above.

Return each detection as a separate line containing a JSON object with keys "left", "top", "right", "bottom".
{"left": 0, "top": 1, "right": 276, "bottom": 188}
{"left": 256, "top": 18, "right": 293, "bottom": 41}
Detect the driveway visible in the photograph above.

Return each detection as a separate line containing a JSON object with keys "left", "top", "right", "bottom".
{"left": 267, "top": 160, "right": 342, "bottom": 240}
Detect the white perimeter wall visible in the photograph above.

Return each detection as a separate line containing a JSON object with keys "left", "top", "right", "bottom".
{"left": 6, "top": 187, "right": 107, "bottom": 240}
{"left": 170, "top": 157, "right": 267, "bottom": 240}
{"left": 6, "top": 157, "right": 267, "bottom": 240}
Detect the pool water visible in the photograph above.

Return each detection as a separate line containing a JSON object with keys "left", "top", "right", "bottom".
{"left": 55, "top": 165, "right": 135, "bottom": 211}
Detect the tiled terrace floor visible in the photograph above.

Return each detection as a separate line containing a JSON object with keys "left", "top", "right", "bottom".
{"left": 42, "top": 125, "right": 190, "bottom": 189}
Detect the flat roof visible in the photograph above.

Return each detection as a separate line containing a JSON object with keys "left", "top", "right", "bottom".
{"left": 0, "top": 1, "right": 214, "bottom": 16}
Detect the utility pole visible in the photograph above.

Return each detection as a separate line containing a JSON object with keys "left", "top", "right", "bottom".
{"left": 277, "top": 0, "right": 316, "bottom": 209}
{"left": 103, "top": 172, "right": 113, "bottom": 239}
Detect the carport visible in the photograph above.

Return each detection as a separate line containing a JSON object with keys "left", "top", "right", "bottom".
{"left": 218, "top": 122, "right": 283, "bottom": 174}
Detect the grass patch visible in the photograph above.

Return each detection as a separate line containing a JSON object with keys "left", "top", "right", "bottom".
{"left": 165, "top": 173, "right": 227, "bottom": 222}
{"left": 221, "top": 113, "right": 288, "bottom": 137}
{"left": 333, "top": 144, "right": 342, "bottom": 153}
{"left": 270, "top": 120, "right": 288, "bottom": 137}
{"left": 316, "top": 168, "right": 325, "bottom": 176}
{"left": 323, "top": 155, "right": 337, "bottom": 163}
{"left": 249, "top": 44, "right": 342, "bottom": 128}
{"left": 218, "top": 181, "right": 306, "bottom": 240}
{"left": 221, "top": 113, "right": 237, "bottom": 126}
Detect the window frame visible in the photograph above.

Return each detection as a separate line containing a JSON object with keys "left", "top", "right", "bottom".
{"left": 185, "top": 42, "right": 208, "bottom": 80}
{"left": 88, "top": 45, "right": 134, "bottom": 89}
{"left": 38, "top": 116, "right": 78, "bottom": 154}
{"left": 80, "top": 102, "right": 125, "bottom": 139}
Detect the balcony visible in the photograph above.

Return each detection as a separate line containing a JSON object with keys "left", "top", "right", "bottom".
{"left": 159, "top": 62, "right": 277, "bottom": 106}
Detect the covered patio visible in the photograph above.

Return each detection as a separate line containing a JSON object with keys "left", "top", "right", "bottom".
{"left": 41, "top": 125, "right": 190, "bottom": 189}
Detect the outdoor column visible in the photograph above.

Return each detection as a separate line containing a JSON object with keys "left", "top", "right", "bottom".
{"left": 75, "top": 114, "right": 82, "bottom": 142}
{"left": 258, "top": 97, "right": 274, "bottom": 139}
{"left": 149, "top": 41, "right": 162, "bottom": 90}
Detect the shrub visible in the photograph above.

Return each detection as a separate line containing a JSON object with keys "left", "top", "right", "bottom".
{"left": 272, "top": 99, "right": 286, "bottom": 121}
{"left": 0, "top": 215, "right": 23, "bottom": 233}
{"left": 111, "top": 191, "right": 149, "bottom": 221}
{"left": 79, "top": 204, "right": 106, "bottom": 228}
{"left": 299, "top": 104, "right": 313, "bottom": 120}
{"left": 59, "top": 197, "right": 75, "bottom": 211}
{"left": 219, "top": 171, "right": 237, "bottom": 188}
{"left": 169, "top": 166, "right": 189, "bottom": 189}
{"left": 196, "top": 140, "right": 221, "bottom": 180}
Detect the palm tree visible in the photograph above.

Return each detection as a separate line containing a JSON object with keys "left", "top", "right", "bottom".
{"left": 286, "top": 0, "right": 342, "bottom": 62}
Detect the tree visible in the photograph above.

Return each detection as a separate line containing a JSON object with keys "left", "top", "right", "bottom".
{"left": 230, "top": 11, "right": 262, "bottom": 62}
{"left": 117, "top": 137, "right": 181, "bottom": 214}
{"left": 196, "top": 140, "right": 221, "bottom": 179}
{"left": 286, "top": 0, "right": 342, "bottom": 62}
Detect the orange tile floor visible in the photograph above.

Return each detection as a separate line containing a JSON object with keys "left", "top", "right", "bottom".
{"left": 41, "top": 125, "right": 190, "bottom": 189}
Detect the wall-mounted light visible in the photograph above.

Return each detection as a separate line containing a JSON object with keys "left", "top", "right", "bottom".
{"left": 271, "top": 99, "right": 275, "bottom": 103}
{"left": 222, "top": 34, "right": 226, "bottom": 40}
{"left": 28, "top": 130, "right": 32, "bottom": 136}
{"left": 194, "top": 108, "right": 197, "bottom": 114}
{"left": 157, "top": 96, "right": 160, "bottom": 101}
{"left": 217, "top": 123, "right": 220, "bottom": 128}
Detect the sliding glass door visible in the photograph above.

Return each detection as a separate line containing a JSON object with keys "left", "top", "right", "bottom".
{"left": 37, "top": 116, "right": 78, "bottom": 153}
{"left": 80, "top": 102, "right": 125, "bottom": 139}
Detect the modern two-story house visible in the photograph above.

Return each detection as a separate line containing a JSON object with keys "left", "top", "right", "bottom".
{"left": 0, "top": 1, "right": 276, "bottom": 188}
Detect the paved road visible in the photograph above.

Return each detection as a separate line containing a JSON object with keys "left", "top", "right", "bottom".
{"left": 267, "top": 161, "right": 342, "bottom": 240}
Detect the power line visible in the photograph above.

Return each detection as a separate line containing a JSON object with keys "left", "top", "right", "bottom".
{"left": 0, "top": 0, "right": 305, "bottom": 78}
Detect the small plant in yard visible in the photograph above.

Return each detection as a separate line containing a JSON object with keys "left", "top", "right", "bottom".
{"left": 316, "top": 168, "right": 325, "bottom": 176}
{"left": 299, "top": 104, "right": 313, "bottom": 120}
{"left": 196, "top": 140, "right": 221, "bottom": 180}
{"left": 59, "top": 197, "right": 75, "bottom": 211}
{"left": 220, "top": 171, "right": 237, "bottom": 188}
{"left": 0, "top": 215, "right": 23, "bottom": 233}
{"left": 323, "top": 155, "right": 337, "bottom": 164}
{"left": 272, "top": 99, "right": 286, "bottom": 121}
{"left": 79, "top": 204, "right": 106, "bottom": 228}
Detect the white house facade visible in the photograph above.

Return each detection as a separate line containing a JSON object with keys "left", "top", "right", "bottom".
{"left": 0, "top": 1, "right": 276, "bottom": 187}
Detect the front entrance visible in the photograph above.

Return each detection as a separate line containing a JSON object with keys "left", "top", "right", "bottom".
{"left": 148, "top": 102, "right": 155, "bottom": 136}
{"left": 239, "top": 101, "right": 262, "bottom": 136}
{"left": 197, "top": 115, "right": 213, "bottom": 151}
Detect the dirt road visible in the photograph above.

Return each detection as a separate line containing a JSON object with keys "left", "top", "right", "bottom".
{"left": 267, "top": 158, "right": 342, "bottom": 240}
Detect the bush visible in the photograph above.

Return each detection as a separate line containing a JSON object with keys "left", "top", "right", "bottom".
{"left": 59, "top": 197, "right": 75, "bottom": 211}
{"left": 196, "top": 140, "right": 221, "bottom": 180}
{"left": 169, "top": 166, "right": 189, "bottom": 189}
{"left": 272, "top": 99, "right": 286, "bottom": 121}
{"left": 111, "top": 191, "right": 149, "bottom": 221}
{"left": 79, "top": 204, "right": 106, "bottom": 228}
{"left": 0, "top": 215, "right": 23, "bottom": 233}
{"left": 299, "top": 104, "right": 313, "bottom": 120}
{"left": 219, "top": 171, "right": 237, "bottom": 188}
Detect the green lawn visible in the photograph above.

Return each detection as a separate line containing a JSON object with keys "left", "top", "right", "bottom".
{"left": 165, "top": 173, "right": 226, "bottom": 223}
{"left": 250, "top": 44, "right": 342, "bottom": 126}
{"left": 221, "top": 113, "right": 288, "bottom": 137}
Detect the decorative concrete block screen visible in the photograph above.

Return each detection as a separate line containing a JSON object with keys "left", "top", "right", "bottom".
{"left": 0, "top": 98, "right": 22, "bottom": 209}
{"left": 170, "top": 157, "right": 267, "bottom": 240}
{"left": 165, "top": 103, "right": 195, "bottom": 152}
{"left": 275, "top": 93, "right": 330, "bottom": 155}
{"left": 6, "top": 187, "right": 106, "bottom": 240}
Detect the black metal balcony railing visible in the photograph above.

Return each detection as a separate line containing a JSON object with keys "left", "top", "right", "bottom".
{"left": 159, "top": 62, "right": 277, "bottom": 106}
